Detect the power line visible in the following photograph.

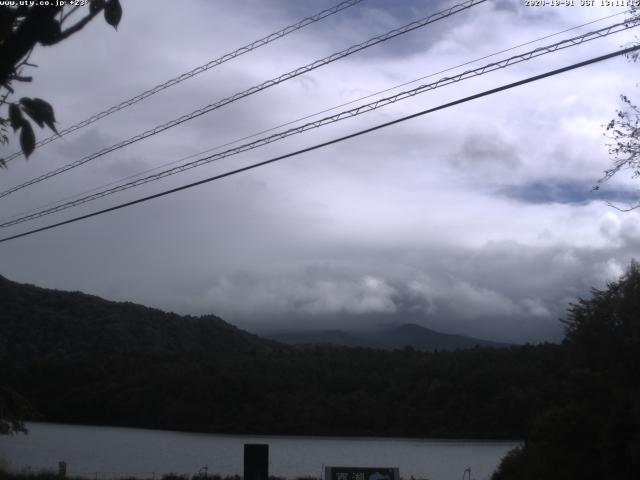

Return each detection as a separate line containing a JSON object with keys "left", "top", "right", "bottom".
{"left": 2, "top": 17, "right": 637, "bottom": 229}
{"left": 0, "top": 0, "right": 487, "bottom": 200}
{"left": 1, "top": 0, "right": 365, "bottom": 164}
{"left": 1, "top": 45, "right": 637, "bottom": 244}
{"left": 5, "top": 9, "right": 629, "bottom": 224}
{"left": 2, "top": 10, "right": 626, "bottom": 226}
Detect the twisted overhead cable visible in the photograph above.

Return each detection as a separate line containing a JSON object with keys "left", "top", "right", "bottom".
{"left": 1, "top": 16, "right": 637, "bottom": 228}
{"left": 1, "top": 45, "right": 638, "bottom": 244}
{"left": 1, "top": 0, "right": 365, "bottom": 163}
{"left": 0, "top": 0, "right": 487, "bottom": 199}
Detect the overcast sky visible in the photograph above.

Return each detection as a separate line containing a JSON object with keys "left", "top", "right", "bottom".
{"left": 1, "top": 0, "right": 640, "bottom": 343}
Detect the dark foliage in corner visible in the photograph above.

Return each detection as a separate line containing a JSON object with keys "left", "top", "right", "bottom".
{"left": 492, "top": 261, "right": 640, "bottom": 480}
{"left": 598, "top": 7, "right": 640, "bottom": 209}
{"left": 0, "top": 1, "right": 122, "bottom": 164}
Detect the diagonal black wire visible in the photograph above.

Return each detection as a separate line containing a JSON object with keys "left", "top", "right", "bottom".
{"left": 2, "top": 16, "right": 637, "bottom": 228}
{"left": 0, "top": 0, "right": 487, "bottom": 199}
{"left": 2, "top": 8, "right": 626, "bottom": 225}
{"left": 1, "top": 0, "right": 365, "bottom": 164}
{"left": 1, "top": 45, "right": 637, "bottom": 244}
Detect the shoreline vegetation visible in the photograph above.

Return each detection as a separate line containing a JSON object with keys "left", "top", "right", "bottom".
{"left": 19, "top": 420, "right": 525, "bottom": 442}
{"left": 0, "top": 471, "right": 431, "bottom": 480}
{"left": 0, "top": 472, "right": 320, "bottom": 480}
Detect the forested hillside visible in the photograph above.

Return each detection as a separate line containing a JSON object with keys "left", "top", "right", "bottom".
{"left": 0, "top": 275, "right": 275, "bottom": 357}
{"left": 492, "top": 262, "right": 640, "bottom": 480}
{"left": 1, "top": 344, "right": 564, "bottom": 438}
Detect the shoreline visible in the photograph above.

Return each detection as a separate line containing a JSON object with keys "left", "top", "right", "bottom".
{"left": 20, "top": 421, "right": 524, "bottom": 443}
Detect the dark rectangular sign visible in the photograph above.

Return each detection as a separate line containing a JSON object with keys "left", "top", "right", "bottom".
{"left": 325, "top": 467, "right": 399, "bottom": 480}
{"left": 244, "top": 444, "right": 268, "bottom": 480}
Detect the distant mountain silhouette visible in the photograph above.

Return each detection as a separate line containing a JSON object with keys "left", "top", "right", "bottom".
{"left": 265, "top": 323, "right": 509, "bottom": 351}
{"left": 267, "top": 329, "right": 365, "bottom": 347}
{"left": 0, "top": 274, "right": 276, "bottom": 358}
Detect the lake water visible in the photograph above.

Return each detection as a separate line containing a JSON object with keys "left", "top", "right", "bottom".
{"left": 0, "top": 423, "right": 518, "bottom": 480}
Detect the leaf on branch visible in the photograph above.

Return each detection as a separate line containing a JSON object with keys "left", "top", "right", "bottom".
{"left": 20, "top": 98, "right": 44, "bottom": 128}
{"left": 34, "top": 98, "right": 58, "bottom": 134}
{"left": 20, "top": 97, "right": 58, "bottom": 133}
{"left": 104, "top": 0, "right": 122, "bottom": 30}
{"left": 0, "top": 159, "right": 6, "bottom": 169}
{"left": 19, "top": 120, "right": 35, "bottom": 158}
{"left": 8, "top": 104, "right": 23, "bottom": 132}
{"left": 38, "top": 18, "right": 62, "bottom": 46}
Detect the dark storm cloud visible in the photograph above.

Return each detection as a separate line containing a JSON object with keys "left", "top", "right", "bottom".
{"left": 177, "top": 223, "right": 640, "bottom": 343}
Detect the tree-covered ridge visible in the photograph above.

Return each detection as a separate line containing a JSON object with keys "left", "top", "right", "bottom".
{"left": 0, "top": 274, "right": 276, "bottom": 357}
{"left": 1, "top": 344, "right": 564, "bottom": 439}
{"left": 492, "top": 261, "right": 640, "bottom": 480}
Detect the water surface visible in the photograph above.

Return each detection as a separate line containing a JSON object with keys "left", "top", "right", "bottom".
{"left": 0, "top": 423, "right": 518, "bottom": 480}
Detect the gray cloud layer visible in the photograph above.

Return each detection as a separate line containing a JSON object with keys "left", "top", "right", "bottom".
{"left": 1, "top": 0, "right": 639, "bottom": 343}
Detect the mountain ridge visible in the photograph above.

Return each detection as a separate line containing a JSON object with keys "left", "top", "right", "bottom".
{"left": 0, "top": 274, "right": 276, "bottom": 357}
{"left": 262, "top": 322, "right": 510, "bottom": 351}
